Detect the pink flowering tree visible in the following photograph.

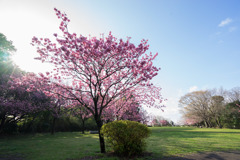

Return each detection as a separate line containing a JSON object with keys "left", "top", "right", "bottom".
{"left": 0, "top": 75, "right": 51, "bottom": 133}
{"left": 184, "top": 118, "right": 200, "bottom": 126}
{"left": 138, "top": 109, "right": 150, "bottom": 125}
{"left": 160, "top": 120, "right": 169, "bottom": 126}
{"left": 102, "top": 90, "right": 149, "bottom": 122}
{"left": 151, "top": 119, "right": 159, "bottom": 127}
{"left": 12, "top": 72, "right": 71, "bottom": 134}
{"left": 30, "top": 8, "right": 164, "bottom": 153}
{"left": 102, "top": 100, "right": 142, "bottom": 122}
{"left": 151, "top": 117, "right": 170, "bottom": 127}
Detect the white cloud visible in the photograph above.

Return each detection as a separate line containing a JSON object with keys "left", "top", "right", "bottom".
{"left": 189, "top": 86, "right": 198, "bottom": 92}
{"left": 218, "top": 18, "right": 232, "bottom": 27}
{"left": 229, "top": 26, "right": 237, "bottom": 32}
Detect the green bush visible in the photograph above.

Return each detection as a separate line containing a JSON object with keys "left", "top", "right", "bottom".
{"left": 101, "top": 120, "right": 151, "bottom": 157}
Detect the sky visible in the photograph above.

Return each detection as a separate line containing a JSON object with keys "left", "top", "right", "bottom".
{"left": 0, "top": 0, "right": 240, "bottom": 123}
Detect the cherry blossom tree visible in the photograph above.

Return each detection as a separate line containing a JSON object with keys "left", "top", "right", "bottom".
{"left": 12, "top": 72, "right": 71, "bottom": 134}
{"left": 0, "top": 75, "right": 51, "bottom": 133}
{"left": 159, "top": 120, "right": 169, "bottom": 126}
{"left": 30, "top": 8, "right": 164, "bottom": 153}
{"left": 102, "top": 90, "right": 147, "bottom": 122}
{"left": 150, "top": 116, "right": 170, "bottom": 126}
{"left": 151, "top": 119, "right": 159, "bottom": 127}
{"left": 183, "top": 118, "right": 199, "bottom": 126}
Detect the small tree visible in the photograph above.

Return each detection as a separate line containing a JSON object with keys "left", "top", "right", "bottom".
{"left": 69, "top": 103, "right": 91, "bottom": 134}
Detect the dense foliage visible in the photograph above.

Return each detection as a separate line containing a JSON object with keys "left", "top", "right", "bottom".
{"left": 101, "top": 120, "right": 151, "bottom": 157}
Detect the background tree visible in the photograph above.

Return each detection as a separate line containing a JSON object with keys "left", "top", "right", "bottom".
{"left": 12, "top": 73, "right": 70, "bottom": 135}
{"left": 0, "top": 33, "right": 16, "bottom": 62}
{"left": 0, "top": 79, "right": 51, "bottom": 133}
{"left": 150, "top": 115, "right": 170, "bottom": 126}
{"left": 224, "top": 101, "right": 240, "bottom": 128}
{"left": 30, "top": 8, "right": 164, "bottom": 153}
{"left": 227, "top": 87, "right": 240, "bottom": 102}
{"left": 209, "top": 95, "right": 225, "bottom": 128}
{"left": 138, "top": 108, "right": 150, "bottom": 125}
{"left": 180, "top": 88, "right": 240, "bottom": 128}
{"left": 68, "top": 103, "right": 91, "bottom": 134}
{"left": 0, "top": 33, "right": 28, "bottom": 133}
{"left": 183, "top": 117, "right": 200, "bottom": 126}
{"left": 179, "top": 90, "right": 212, "bottom": 127}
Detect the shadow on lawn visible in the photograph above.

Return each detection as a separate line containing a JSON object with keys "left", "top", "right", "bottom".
{"left": 161, "top": 150, "right": 240, "bottom": 160}
{"left": 72, "top": 150, "right": 240, "bottom": 160}
{"left": 0, "top": 154, "right": 25, "bottom": 160}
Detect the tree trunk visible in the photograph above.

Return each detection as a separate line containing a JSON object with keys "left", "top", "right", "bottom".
{"left": 206, "top": 118, "right": 212, "bottom": 128}
{"left": 81, "top": 119, "right": 85, "bottom": 134}
{"left": 0, "top": 116, "right": 6, "bottom": 133}
{"left": 207, "top": 121, "right": 211, "bottom": 128}
{"left": 204, "top": 121, "right": 208, "bottom": 128}
{"left": 96, "top": 118, "right": 106, "bottom": 153}
{"left": 27, "top": 117, "right": 35, "bottom": 133}
{"left": 51, "top": 117, "right": 56, "bottom": 135}
{"left": 216, "top": 117, "right": 222, "bottom": 128}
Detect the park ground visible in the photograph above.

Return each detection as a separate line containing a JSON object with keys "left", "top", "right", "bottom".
{"left": 0, "top": 127, "right": 240, "bottom": 160}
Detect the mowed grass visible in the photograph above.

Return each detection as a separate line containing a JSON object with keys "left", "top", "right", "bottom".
{"left": 0, "top": 132, "right": 101, "bottom": 160}
{"left": 148, "top": 127, "right": 240, "bottom": 158}
{"left": 0, "top": 127, "right": 240, "bottom": 160}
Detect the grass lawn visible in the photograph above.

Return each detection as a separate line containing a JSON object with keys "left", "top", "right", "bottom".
{"left": 0, "top": 127, "right": 240, "bottom": 160}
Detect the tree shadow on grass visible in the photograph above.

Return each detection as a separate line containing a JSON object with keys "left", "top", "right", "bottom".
{"left": 0, "top": 154, "right": 26, "bottom": 160}
{"left": 67, "top": 155, "right": 102, "bottom": 160}
{"left": 161, "top": 150, "right": 240, "bottom": 160}
{"left": 68, "top": 151, "right": 240, "bottom": 160}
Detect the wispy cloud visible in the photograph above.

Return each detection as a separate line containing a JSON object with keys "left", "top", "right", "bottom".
{"left": 189, "top": 86, "right": 198, "bottom": 92}
{"left": 229, "top": 26, "right": 237, "bottom": 32}
{"left": 218, "top": 18, "right": 232, "bottom": 27}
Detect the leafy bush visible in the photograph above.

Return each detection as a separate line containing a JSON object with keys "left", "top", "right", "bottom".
{"left": 101, "top": 120, "right": 151, "bottom": 157}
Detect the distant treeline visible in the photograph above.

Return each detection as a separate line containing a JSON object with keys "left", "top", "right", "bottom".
{"left": 180, "top": 88, "right": 240, "bottom": 128}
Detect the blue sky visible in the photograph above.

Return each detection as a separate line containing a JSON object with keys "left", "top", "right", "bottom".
{"left": 0, "top": 0, "right": 239, "bottom": 123}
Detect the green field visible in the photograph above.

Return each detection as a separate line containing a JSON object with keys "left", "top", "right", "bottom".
{"left": 1, "top": 127, "right": 240, "bottom": 160}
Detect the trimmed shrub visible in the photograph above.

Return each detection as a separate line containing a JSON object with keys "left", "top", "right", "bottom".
{"left": 101, "top": 120, "right": 151, "bottom": 157}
